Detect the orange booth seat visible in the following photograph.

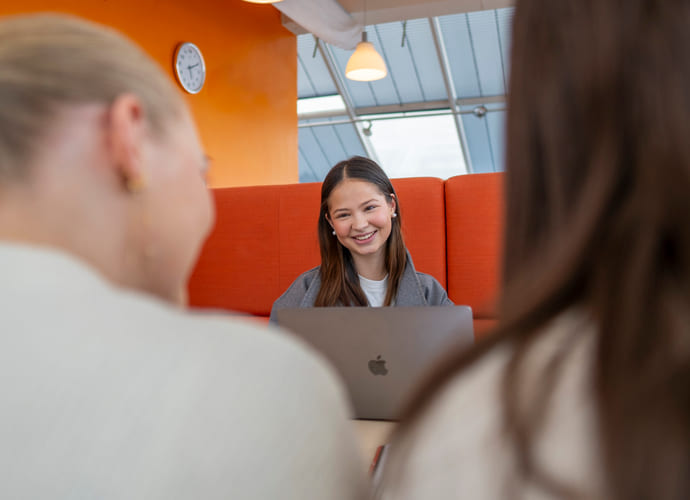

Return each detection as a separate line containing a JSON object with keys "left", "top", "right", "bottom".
{"left": 188, "top": 173, "right": 503, "bottom": 339}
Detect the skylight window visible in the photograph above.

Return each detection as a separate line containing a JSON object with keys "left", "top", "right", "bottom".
{"left": 362, "top": 113, "right": 467, "bottom": 179}
{"left": 297, "top": 95, "right": 346, "bottom": 118}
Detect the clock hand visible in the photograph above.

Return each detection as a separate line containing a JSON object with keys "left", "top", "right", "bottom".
{"left": 186, "top": 63, "right": 200, "bottom": 80}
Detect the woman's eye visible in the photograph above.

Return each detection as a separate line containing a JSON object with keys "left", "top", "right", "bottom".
{"left": 336, "top": 213, "right": 349, "bottom": 219}
{"left": 365, "top": 205, "right": 377, "bottom": 211}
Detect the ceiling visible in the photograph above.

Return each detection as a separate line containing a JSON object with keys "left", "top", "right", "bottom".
{"left": 279, "top": 0, "right": 515, "bottom": 182}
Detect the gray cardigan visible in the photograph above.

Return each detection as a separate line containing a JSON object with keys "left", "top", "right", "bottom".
{"left": 269, "top": 252, "right": 453, "bottom": 323}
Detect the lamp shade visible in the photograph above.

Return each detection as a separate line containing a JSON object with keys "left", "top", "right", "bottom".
{"left": 346, "top": 41, "right": 387, "bottom": 81}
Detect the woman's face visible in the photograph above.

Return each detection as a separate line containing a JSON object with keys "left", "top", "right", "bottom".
{"left": 137, "top": 111, "right": 214, "bottom": 304}
{"left": 327, "top": 178, "right": 396, "bottom": 267}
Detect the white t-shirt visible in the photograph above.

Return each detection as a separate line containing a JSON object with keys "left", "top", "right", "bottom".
{"left": 359, "top": 274, "right": 390, "bottom": 307}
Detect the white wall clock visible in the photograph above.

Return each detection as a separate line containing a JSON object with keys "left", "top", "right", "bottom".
{"left": 174, "top": 42, "right": 206, "bottom": 94}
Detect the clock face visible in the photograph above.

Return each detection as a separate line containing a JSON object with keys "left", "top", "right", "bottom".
{"left": 174, "top": 42, "right": 206, "bottom": 94}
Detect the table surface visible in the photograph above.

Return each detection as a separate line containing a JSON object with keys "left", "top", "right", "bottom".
{"left": 352, "top": 420, "right": 396, "bottom": 473}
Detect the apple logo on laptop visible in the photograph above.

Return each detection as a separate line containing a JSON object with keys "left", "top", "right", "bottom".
{"left": 368, "top": 355, "right": 388, "bottom": 376}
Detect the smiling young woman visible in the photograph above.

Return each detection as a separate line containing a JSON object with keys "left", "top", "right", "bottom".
{"left": 269, "top": 156, "right": 452, "bottom": 321}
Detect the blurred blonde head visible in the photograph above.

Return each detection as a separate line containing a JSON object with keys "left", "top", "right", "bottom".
{"left": 0, "top": 14, "right": 214, "bottom": 305}
{"left": 0, "top": 13, "right": 184, "bottom": 179}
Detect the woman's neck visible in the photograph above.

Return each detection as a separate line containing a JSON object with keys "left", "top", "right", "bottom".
{"left": 352, "top": 252, "right": 387, "bottom": 281}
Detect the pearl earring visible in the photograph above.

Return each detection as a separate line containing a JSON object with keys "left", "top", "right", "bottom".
{"left": 392, "top": 212, "right": 397, "bottom": 218}
{"left": 332, "top": 230, "right": 336, "bottom": 235}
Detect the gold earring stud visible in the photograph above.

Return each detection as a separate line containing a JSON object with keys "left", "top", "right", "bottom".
{"left": 126, "top": 175, "right": 147, "bottom": 194}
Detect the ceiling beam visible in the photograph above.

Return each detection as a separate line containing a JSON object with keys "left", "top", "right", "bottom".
{"left": 279, "top": 0, "right": 515, "bottom": 48}
{"left": 315, "top": 37, "right": 379, "bottom": 163}
{"left": 277, "top": 0, "right": 359, "bottom": 49}
{"left": 298, "top": 104, "right": 506, "bottom": 129}
{"left": 339, "top": 0, "right": 514, "bottom": 25}
{"left": 354, "top": 95, "right": 505, "bottom": 116}
{"left": 296, "top": 95, "right": 506, "bottom": 121}
{"left": 428, "top": 16, "right": 473, "bottom": 173}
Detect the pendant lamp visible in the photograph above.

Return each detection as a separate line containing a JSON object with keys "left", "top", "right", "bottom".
{"left": 346, "top": 31, "right": 387, "bottom": 81}
{"left": 346, "top": 0, "right": 387, "bottom": 81}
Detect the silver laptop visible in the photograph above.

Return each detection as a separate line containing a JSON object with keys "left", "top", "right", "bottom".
{"left": 275, "top": 306, "right": 474, "bottom": 420}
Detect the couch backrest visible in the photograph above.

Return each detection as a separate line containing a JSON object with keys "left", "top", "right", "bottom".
{"left": 188, "top": 177, "right": 448, "bottom": 316}
{"left": 444, "top": 173, "right": 504, "bottom": 336}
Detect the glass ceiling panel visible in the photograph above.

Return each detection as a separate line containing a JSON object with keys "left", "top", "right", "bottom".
{"left": 402, "top": 18, "right": 447, "bottom": 102}
{"left": 296, "top": 6, "right": 514, "bottom": 182}
{"left": 439, "top": 14, "right": 481, "bottom": 97}
{"left": 458, "top": 101, "right": 506, "bottom": 172}
{"left": 298, "top": 147, "right": 320, "bottom": 183}
{"left": 485, "top": 109, "right": 506, "bottom": 172}
{"left": 374, "top": 21, "right": 423, "bottom": 103}
{"left": 297, "top": 35, "right": 337, "bottom": 98}
{"left": 496, "top": 8, "right": 514, "bottom": 88}
{"left": 466, "top": 10, "right": 507, "bottom": 96}
{"left": 298, "top": 116, "right": 366, "bottom": 181}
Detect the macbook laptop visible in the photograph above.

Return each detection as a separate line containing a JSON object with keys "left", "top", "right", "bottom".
{"left": 275, "top": 305, "right": 474, "bottom": 421}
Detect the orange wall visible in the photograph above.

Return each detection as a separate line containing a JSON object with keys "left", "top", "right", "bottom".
{"left": 1, "top": 0, "right": 298, "bottom": 187}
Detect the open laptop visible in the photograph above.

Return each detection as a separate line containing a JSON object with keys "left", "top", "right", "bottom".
{"left": 275, "top": 306, "right": 474, "bottom": 421}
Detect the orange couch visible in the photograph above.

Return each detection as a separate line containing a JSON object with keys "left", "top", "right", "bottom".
{"left": 188, "top": 173, "right": 503, "bottom": 338}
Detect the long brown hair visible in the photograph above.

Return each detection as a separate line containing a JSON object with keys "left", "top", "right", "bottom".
{"left": 314, "top": 156, "right": 407, "bottom": 307}
{"left": 397, "top": 1, "right": 690, "bottom": 498}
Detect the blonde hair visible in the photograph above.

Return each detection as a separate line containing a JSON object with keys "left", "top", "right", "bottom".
{"left": 0, "top": 13, "right": 184, "bottom": 180}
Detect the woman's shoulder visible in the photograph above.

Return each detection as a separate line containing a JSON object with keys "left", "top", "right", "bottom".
{"left": 297, "top": 266, "right": 321, "bottom": 283}
{"left": 108, "top": 294, "right": 366, "bottom": 498}
{"left": 396, "top": 252, "right": 452, "bottom": 306}
{"left": 379, "top": 343, "right": 511, "bottom": 498}
{"left": 412, "top": 270, "right": 453, "bottom": 305}
{"left": 413, "top": 270, "right": 444, "bottom": 288}
{"left": 270, "top": 266, "right": 322, "bottom": 321}
{"left": 381, "top": 311, "right": 599, "bottom": 499}
{"left": 274, "top": 267, "right": 320, "bottom": 298}
{"left": 403, "top": 252, "right": 441, "bottom": 287}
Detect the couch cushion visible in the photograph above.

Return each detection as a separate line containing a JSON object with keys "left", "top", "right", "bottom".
{"left": 391, "top": 177, "right": 447, "bottom": 288}
{"left": 188, "top": 185, "right": 283, "bottom": 315}
{"left": 445, "top": 173, "right": 504, "bottom": 319}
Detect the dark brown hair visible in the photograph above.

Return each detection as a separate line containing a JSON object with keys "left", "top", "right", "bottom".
{"left": 314, "top": 156, "right": 407, "bottom": 307}
{"left": 397, "top": 1, "right": 690, "bottom": 498}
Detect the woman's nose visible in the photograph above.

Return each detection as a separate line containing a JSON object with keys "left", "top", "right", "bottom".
{"left": 352, "top": 212, "right": 368, "bottom": 230}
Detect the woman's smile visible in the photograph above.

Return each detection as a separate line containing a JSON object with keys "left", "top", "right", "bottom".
{"left": 352, "top": 230, "right": 377, "bottom": 243}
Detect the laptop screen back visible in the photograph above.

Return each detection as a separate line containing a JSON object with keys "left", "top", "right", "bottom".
{"left": 275, "top": 306, "right": 474, "bottom": 420}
